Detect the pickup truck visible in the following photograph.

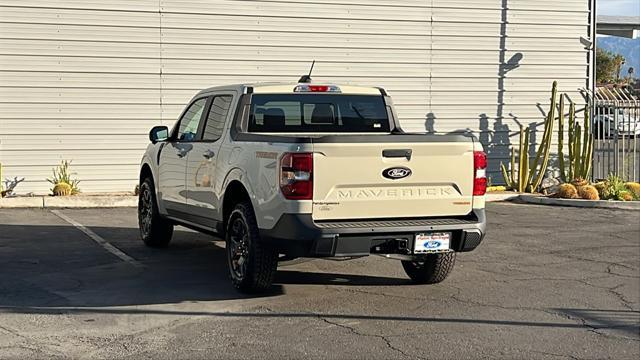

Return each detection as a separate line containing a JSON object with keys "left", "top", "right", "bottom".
{"left": 138, "top": 82, "right": 487, "bottom": 293}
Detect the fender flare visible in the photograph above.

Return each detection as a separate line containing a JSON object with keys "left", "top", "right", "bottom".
{"left": 221, "top": 167, "right": 257, "bottom": 207}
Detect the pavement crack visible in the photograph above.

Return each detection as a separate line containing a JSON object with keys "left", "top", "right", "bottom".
{"left": 86, "top": 317, "right": 191, "bottom": 357}
{"left": 550, "top": 253, "right": 638, "bottom": 272}
{"left": 529, "top": 349, "right": 581, "bottom": 360}
{"left": 333, "top": 287, "right": 424, "bottom": 301}
{"left": 317, "top": 315, "right": 423, "bottom": 360}
{"left": 560, "top": 311, "right": 640, "bottom": 343}
{"left": 0, "top": 324, "right": 65, "bottom": 357}
{"left": 447, "top": 284, "right": 552, "bottom": 313}
{"left": 608, "top": 283, "right": 636, "bottom": 311}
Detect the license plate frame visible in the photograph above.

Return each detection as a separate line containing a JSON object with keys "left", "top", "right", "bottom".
{"left": 413, "top": 232, "right": 451, "bottom": 253}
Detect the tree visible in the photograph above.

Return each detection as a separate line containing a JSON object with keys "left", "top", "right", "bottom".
{"left": 596, "top": 48, "right": 626, "bottom": 84}
{"left": 613, "top": 54, "right": 625, "bottom": 82}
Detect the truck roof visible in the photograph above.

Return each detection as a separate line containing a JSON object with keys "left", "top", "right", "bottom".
{"left": 196, "top": 83, "right": 384, "bottom": 96}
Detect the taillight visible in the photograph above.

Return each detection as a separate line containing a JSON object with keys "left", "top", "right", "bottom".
{"left": 473, "top": 151, "right": 487, "bottom": 196}
{"left": 280, "top": 153, "right": 313, "bottom": 200}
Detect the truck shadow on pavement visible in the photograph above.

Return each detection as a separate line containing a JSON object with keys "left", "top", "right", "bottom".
{"left": 1, "top": 222, "right": 638, "bottom": 337}
{"left": 275, "top": 270, "right": 412, "bottom": 286}
{"left": 0, "top": 223, "right": 412, "bottom": 309}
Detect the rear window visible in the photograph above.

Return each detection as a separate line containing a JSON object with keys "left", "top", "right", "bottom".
{"left": 248, "top": 94, "right": 390, "bottom": 133}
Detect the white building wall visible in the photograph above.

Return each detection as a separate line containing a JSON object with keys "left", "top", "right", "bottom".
{"left": 0, "top": 0, "right": 592, "bottom": 193}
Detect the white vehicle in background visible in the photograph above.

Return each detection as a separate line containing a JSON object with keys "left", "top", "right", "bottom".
{"left": 137, "top": 79, "right": 487, "bottom": 293}
{"left": 593, "top": 108, "right": 640, "bottom": 139}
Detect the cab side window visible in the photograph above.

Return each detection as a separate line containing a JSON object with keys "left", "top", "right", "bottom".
{"left": 202, "top": 95, "right": 233, "bottom": 141}
{"left": 177, "top": 98, "right": 207, "bottom": 141}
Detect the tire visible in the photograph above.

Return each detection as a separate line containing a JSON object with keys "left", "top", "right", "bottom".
{"left": 401, "top": 252, "right": 456, "bottom": 284}
{"left": 226, "top": 201, "right": 278, "bottom": 293}
{"left": 138, "top": 177, "right": 173, "bottom": 248}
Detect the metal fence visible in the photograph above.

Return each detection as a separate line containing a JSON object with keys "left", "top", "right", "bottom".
{"left": 589, "top": 87, "right": 640, "bottom": 182}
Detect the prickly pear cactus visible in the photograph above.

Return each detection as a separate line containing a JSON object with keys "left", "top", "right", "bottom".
{"left": 578, "top": 185, "right": 599, "bottom": 200}
{"left": 557, "top": 183, "right": 578, "bottom": 199}
{"left": 52, "top": 182, "right": 72, "bottom": 196}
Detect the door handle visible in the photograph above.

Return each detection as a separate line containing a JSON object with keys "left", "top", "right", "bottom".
{"left": 383, "top": 149, "right": 412, "bottom": 160}
{"left": 203, "top": 149, "right": 215, "bottom": 159}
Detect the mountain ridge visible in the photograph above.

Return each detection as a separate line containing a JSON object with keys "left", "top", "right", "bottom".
{"left": 597, "top": 36, "right": 640, "bottom": 77}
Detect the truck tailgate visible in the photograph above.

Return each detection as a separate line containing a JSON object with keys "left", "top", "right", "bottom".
{"left": 312, "top": 137, "right": 475, "bottom": 221}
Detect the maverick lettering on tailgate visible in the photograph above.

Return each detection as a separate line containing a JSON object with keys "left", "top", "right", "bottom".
{"left": 337, "top": 187, "right": 455, "bottom": 199}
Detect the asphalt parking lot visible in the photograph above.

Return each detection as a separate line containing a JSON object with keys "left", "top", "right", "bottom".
{"left": 0, "top": 202, "right": 638, "bottom": 359}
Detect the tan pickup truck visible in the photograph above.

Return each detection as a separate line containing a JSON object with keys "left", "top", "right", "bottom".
{"left": 138, "top": 82, "right": 487, "bottom": 293}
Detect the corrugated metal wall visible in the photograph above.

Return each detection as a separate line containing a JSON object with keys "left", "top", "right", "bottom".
{"left": 0, "top": 0, "right": 591, "bottom": 193}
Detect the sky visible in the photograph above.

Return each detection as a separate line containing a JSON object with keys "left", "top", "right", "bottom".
{"left": 598, "top": 0, "right": 640, "bottom": 16}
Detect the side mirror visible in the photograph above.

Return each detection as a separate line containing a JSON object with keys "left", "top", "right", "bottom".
{"left": 149, "top": 126, "right": 169, "bottom": 144}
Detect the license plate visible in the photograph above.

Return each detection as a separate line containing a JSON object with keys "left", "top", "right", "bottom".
{"left": 414, "top": 233, "right": 451, "bottom": 253}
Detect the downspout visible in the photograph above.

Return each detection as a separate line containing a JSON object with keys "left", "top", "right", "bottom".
{"left": 587, "top": 0, "right": 596, "bottom": 91}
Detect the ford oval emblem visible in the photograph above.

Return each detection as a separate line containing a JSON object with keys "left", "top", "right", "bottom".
{"left": 382, "top": 166, "right": 412, "bottom": 180}
{"left": 424, "top": 241, "right": 441, "bottom": 249}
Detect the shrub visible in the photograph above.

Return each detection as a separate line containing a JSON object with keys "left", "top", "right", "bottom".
{"left": 557, "top": 183, "right": 578, "bottom": 199}
{"left": 578, "top": 185, "right": 599, "bottom": 200}
{"left": 1, "top": 175, "right": 25, "bottom": 198}
{"left": 600, "top": 174, "right": 627, "bottom": 200}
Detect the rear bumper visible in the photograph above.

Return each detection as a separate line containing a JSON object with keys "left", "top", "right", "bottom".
{"left": 260, "top": 209, "right": 486, "bottom": 258}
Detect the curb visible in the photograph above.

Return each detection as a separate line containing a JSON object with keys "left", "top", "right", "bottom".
{"left": 0, "top": 197, "right": 44, "bottom": 208}
{"left": 486, "top": 193, "right": 520, "bottom": 202}
{"left": 518, "top": 194, "right": 640, "bottom": 211}
{"left": 0, "top": 195, "right": 137, "bottom": 208}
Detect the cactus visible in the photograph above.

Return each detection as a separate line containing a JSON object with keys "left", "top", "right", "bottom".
{"left": 487, "top": 185, "right": 508, "bottom": 192}
{"left": 500, "top": 81, "right": 594, "bottom": 191}
{"left": 528, "top": 81, "right": 557, "bottom": 192}
{"left": 594, "top": 182, "right": 607, "bottom": 199}
{"left": 567, "top": 103, "right": 575, "bottom": 181}
{"left": 624, "top": 182, "right": 640, "bottom": 199}
{"left": 557, "top": 183, "right": 578, "bottom": 199}
{"left": 559, "top": 102, "right": 593, "bottom": 182}
{"left": 618, "top": 191, "right": 634, "bottom": 202}
{"left": 52, "top": 182, "right": 72, "bottom": 196}
{"left": 47, "top": 160, "right": 80, "bottom": 195}
{"left": 572, "top": 178, "right": 588, "bottom": 187}
{"left": 573, "top": 116, "right": 582, "bottom": 178}
{"left": 578, "top": 185, "right": 599, "bottom": 200}
{"left": 558, "top": 96, "right": 566, "bottom": 182}
{"left": 519, "top": 126, "right": 530, "bottom": 192}
{"left": 500, "top": 81, "right": 556, "bottom": 192}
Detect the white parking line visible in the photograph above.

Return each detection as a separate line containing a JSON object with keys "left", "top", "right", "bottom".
{"left": 50, "top": 209, "right": 142, "bottom": 267}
